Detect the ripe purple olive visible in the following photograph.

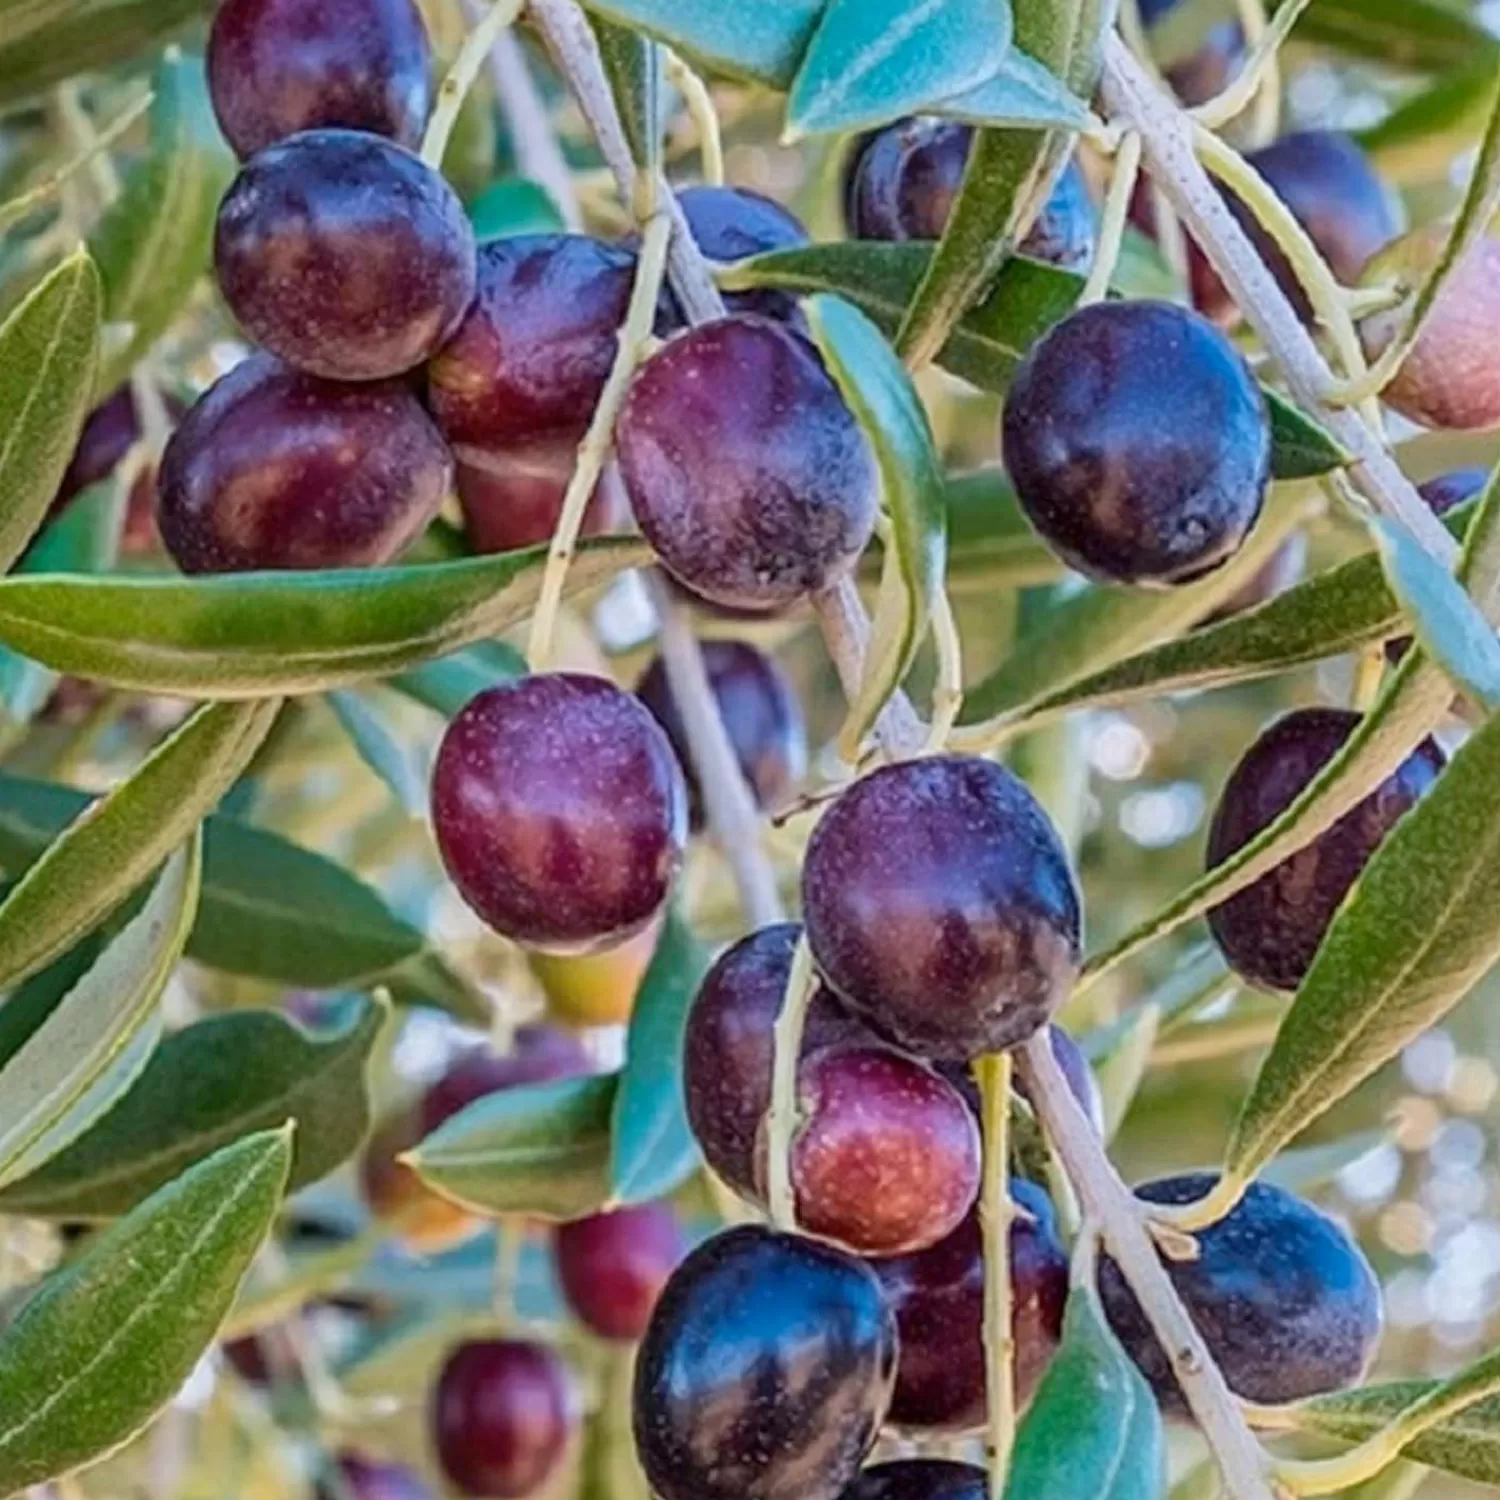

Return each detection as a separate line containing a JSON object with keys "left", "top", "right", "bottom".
{"left": 316, "top": 1454, "right": 435, "bottom": 1500}
{"left": 157, "top": 353, "right": 451, "bottom": 573}
{"left": 207, "top": 0, "right": 432, "bottom": 159}
{"left": 633, "top": 1225, "right": 897, "bottom": 1500}
{"left": 675, "top": 184, "right": 810, "bottom": 322}
{"left": 215, "top": 128, "right": 476, "bottom": 381}
{"left": 1099, "top": 1175, "right": 1382, "bottom": 1412}
{"left": 1361, "top": 229, "right": 1500, "bottom": 430}
{"left": 635, "top": 639, "right": 807, "bottom": 828}
{"left": 1136, "top": 0, "right": 1246, "bottom": 107}
{"left": 615, "top": 315, "right": 878, "bottom": 612}
{"left": 802, "top": 755, "right": 1082, "bottom": 1062}
{"left": 1206, "top": 707, "right": 1445, "bottom": 992}
{"left": 1002, "top": 300, "right": 1270, "bottom": 587}
{"left": 452, "top": 436, "right": 625, "bottom": 555}
{"left": 433, "top": 1340, "right": 580, "bottom": 1498}
{"left": 873, "top": 1182, "right": 1068, "bottom": 1432}
{"left": 684, "top": 922, "right": 879, "bottom": 1197}
{"left": 427, "top": 235, "right": 637, "bottom": 449}
{"left": 431, "top": 674, "right": 688, "bottom": 953}
{"left": 553, "top": 1203, "right": 686, "bottom": 1342}
{"left": 838, "top": 1462, "right": 987, "bottom": 1500}
{"left": 768, "top": 1044, "right": 981, "bottom": 1257}
{"left": 845, "top": 121, "right": 1094, "bottom": 273}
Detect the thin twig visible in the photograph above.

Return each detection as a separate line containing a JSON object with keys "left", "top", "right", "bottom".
{"left": 764, "top": 932, "right": 817, "bottom": 1226}
{"left": 665, "top": 48, "right": 724, "bottom": 185}
{"left": 1080, "top": 131, "right": 1142, "bottom": 307}
{"left": 978, "top": 1053, "right": 1017, "bottom": 1499}
{"left": 814, "top": 575, "right": 927, "bottom": 756}
{"left": 422, "top": 0, "right": 525, "bottom": 166}
{"left": 1018, "top": 1032, "right": 1276, "bottom": 1500}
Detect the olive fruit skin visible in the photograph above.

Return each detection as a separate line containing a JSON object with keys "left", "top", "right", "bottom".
{"left": 431, "top": 674, "right": 688, "bottom": 953}
{"left": 1099, "top": 1174, "right": 1382, "bottom": 1412}
{"left": 802, "top": 755, "right": 1082, "bottom": 1062}
{"left": 207, "top": 0, "right": 432, "bottom": 159}
{"left": 684, "top": 922, "right": 879, "bottom": 1196}
{"left": 1002, "top": 300, "right": 1270, "bottom": 587}
{"left": 633, "top": 1225, "right": 897, "bottom": 1500}
{"left": 874, "top": 1182, "right": 1068, "bottom": 1431}
{"left": 636, "top": 639, "right": 807, "bottom": 828}
{"left": 773, "top": 1044, "right": 981, "bottom": 1257}
{"left": 1206, "top": 707, "right": 1445, "bottom": 992}
{"left": 1362, "top": 230, "right": 1500, "bottom": 430}
{"left": 215, "top": 129, "right": 476, "bottom": 381}
{"left": 433, "top": 1340, "right": 579, "bottom": 1498}
{"left": 1136, "top": 0, "right": 1246, "bottom": 106}
{"left": 615, "top": 315, "right": 878, "bottom": 612}
{"left": 157, "top": 353, "right": 451, "bottom": 573}
{"left": 677, "top": 184, "right": 809, "bottom": 322}
{"left": 838, "top": 1462, "right": 987, "bottom": 1500}
{"left": 453, "top": 437, "right": 625, "bottom": 555}
{"left": 845, "top": 121, "right": 1094, "bottom": 273}
{"left": 553, "top": 1203, "right": 685, "bottom": 1342}
{"left": 317, "top": 1454, "right": 434, "bottom": 1500}
{"left": 427, "top": 235, "right": 636, "bottom": 449}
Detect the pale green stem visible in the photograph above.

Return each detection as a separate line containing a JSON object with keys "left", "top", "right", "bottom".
{"left": 1080, "top": 131, "right": 1143, "bottom": 307}
{"left": 420, "top": 0, "right": 525, "bottom": 168}
{"left": 50, "top": 81, "right": 121, "bottom": 207}
{"left": 765, "top": 933, "right": 817, "bottom": 1229}
{"left": 527, "top": 211, "right": 672, "bottom": 666}
{"left": 492, "top": 1217, "right": 524, "bottom": 1325}
{"left": 1194, "top": 0, "right": 1313, "bottom": 134}
{"left": 977, "top": 1053, "right": 1016, "bottom": 1500}
{"left": 925, "top": 575, "right": 966, "bottom": 753}
{"left": 1353, "top": 643, "right": 1387, "bottom": 710}
{"left": 1236, "top": 0, "right": 1279, "bottom": 144}
{"left": 666, "top": 49, "right": 724, "bottom": 186}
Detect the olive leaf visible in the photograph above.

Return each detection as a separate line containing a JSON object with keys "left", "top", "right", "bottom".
{"left": 0, "top": 1126, "right": 291, "bottom": 1495}
{"left": 1003, "top": 1277, "right": 1165, "bottom": 1500}
{"left": 0, "top": 534, "right": 648, "bottom": 697}
{"left": 932, "top": 46, "right": 1095, "bottom": 130}
{"left": 591, "top": 15, "right": 663, "bottom": 173}
{"left": 1362, "top": 63, "right": 1497, "bottom": 188}
{"left": 784, "top": 0, "right": 1011, "bottom": 139}
{"left": 0, "top": 697, "right": 277, "bottom": 993}
{"left": 0, "top": 994, "right": 386, "bottom": 1219}
{"left": 943, "top": 468, "right": 1065, "bottom": 593}
{"left": 0, "top": 249, "right": 102, "bottom": 576}
{"left": 328, "top": 689, "right": 428, "bottom": 816}
{"left": 407, "top": 1074, "right": 617, "bottom": 1221}
{"left": 1284, "top": 0, "right": 1497, "bottom": 75}
{"left": 87, "top": 48, "right": 235, "bottom": 393}
{"left": 576, "top": 0, "right": 821, "bottom": 89}
{"left": 609, "top": 910, "right": 710, "bottom": 1206}
{"left": 0, "top": 837, "right": 199, "bottom": 1192}
{"left": 1093, "top": 1003, "right": 1160, "bottom": 1144}
{"left": 468, "top": 178, "right": 567, "bottom": 240}
{"left": 389, "top": 639, "right": 526, "bottom": 717}
{"left": 806, "top": 293, "right": 946, "bottom": 758}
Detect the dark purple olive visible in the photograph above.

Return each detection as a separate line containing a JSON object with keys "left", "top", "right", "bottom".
{"left": 553, "top": 1203, "right": 685, "bottom": 1342}
{"left": 676, "top": 184, "right": 810, "bottom": 322}
{"left": 616, "top": 314, "right": 878, "bottom": 612}
{"left": 157, "top": 353, "right": 451, "bottom": 573}
{"left": 802, "top": 755, "right": 1082, "bottom": 1062}
{"left": 207, "top": 0, "right": 432, "bottom": 158}
{"left": 215, "top": 128, "right": 476, "bottom": 381}
{"left": 873, "top": 1182, "right": 1068, "bottom": 1432}
{"left": 317, "top": 1454, "right": 435, "bottom": 1500}
{"left": 1099, "top": 1174, "right": 1382, "bottom": 1413}
{"left": 838, "top": 1462, "right": 987, "bottom": 1500}
{"left": 1137, "top": 0, "right": 1247, "bottom": 107}
{"left": 633, "top": 1225, "right": 897, "bottom": 1500}
{"left": 635, "top": 639, "right": 807, "bottom": 827}
{"left": 1206, "top": 707, "right": 1445, "bottom": 992}
{"left": 430, "top": 674, "right": 688, "bottom": 953}
{"left": 1002, "top": 300, "right": 1270, "bottom": 587}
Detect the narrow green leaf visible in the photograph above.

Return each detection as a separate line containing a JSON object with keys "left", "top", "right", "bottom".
{"left": 1260, "top": 1129, "right": 1389, "bottom": 1195}
{"left": 0, "top": 535, "right": 648, "bottom": 697}
{"left": 609, "top": 911, "right": 710, "bottom": 1206}
{"left": 87, "top": 49, "right": 235, "bottom": 393}
{"left": 590, "top": 15, "right": 663, "bottom": 173}
{"left": 408, "top": 1074, "right": 616, "bottom": 1221}
{"left": 328, "top": 689, "right": 427, "bottom": 815}
{"left": 1093, "top": 1003, "right": 1159, "bottom": 1143}
{"left": 577, "top": 0, "right": 822, "bottom": 89}
{"left": 1373, "top": 514, "right": 1500, "bottom": 709}
{"left": 0, "top": 838, "right": 200, "bottom": 1191}
{"left": 943, "top": 467, "right": 1065, "bottom": 592}
{"left": 0, "top": 698, "right": 276, "bottom": 993}
{"left": 805, "top": 294, "right": 946, "bottom": 757}
{"left": 959, "top": 486, "right": 1316, "bottom": 729}
{"left": 0, "top": 250, "right": 102, "bottom": 576}
{"left": 723, "top": 242, "right": 1347, "bottom": 477}
{"left": 931, "top": 46, "right": 1094, "bottom": 129}
{"left": 1276, "top": 0, "right": 1497, "bottom": 74}
{"left": 1004, "top": 1280, "right": 1165, "bottom": 1500}
{"left": 468, "top": 177, "right": 566, "bottom": 240}
{"left": 0, "top": 1127, "right": 291, "bottom": 1494}
{"left": 389, "top": 640, "right": 527, "bottom": 717}
{"left": 1362, "top": 63, "right": 1497, "bottom": 188}
{"left": 0, "top": 995, "right": 384, "bottom": 1218}
{"left": 786, "top": 0, "right": 1011, "bottom": 138}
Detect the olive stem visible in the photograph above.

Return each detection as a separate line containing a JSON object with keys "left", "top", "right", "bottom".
{"left": 1097, "top": 34, "right": 1460, "bottom": 569}
{"left": 925, "top": 578, "right": 966, "bottom": 754}
{"left": 764, "top": 932, "right": 818, "bottom": 1229}
{"left": 421, "top": 0, "right": 525, "bottom": 168}
{"left": 1192, "top": 0, "right": 1312, "bottom": 134}
{"left": 526, "top": 209, "right": 672, "bottom": 666}
{"left": 665, "top": 49, "right": 725, "bottom": 187}
{"left": 1017, "top": 1030, "right": 1277, "bottom": 1500}
{"left": 977, "top": 1052, "right": 1017, "bottom": 1500}
{"left": 1079, "top": 130, "right": 1142, "bottom": 308}
{"left": 1229, "top": 0, "right": 1280, "bottom": 144}
{"left": 646, "top": 573, "right": 787, "bottom": 929}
